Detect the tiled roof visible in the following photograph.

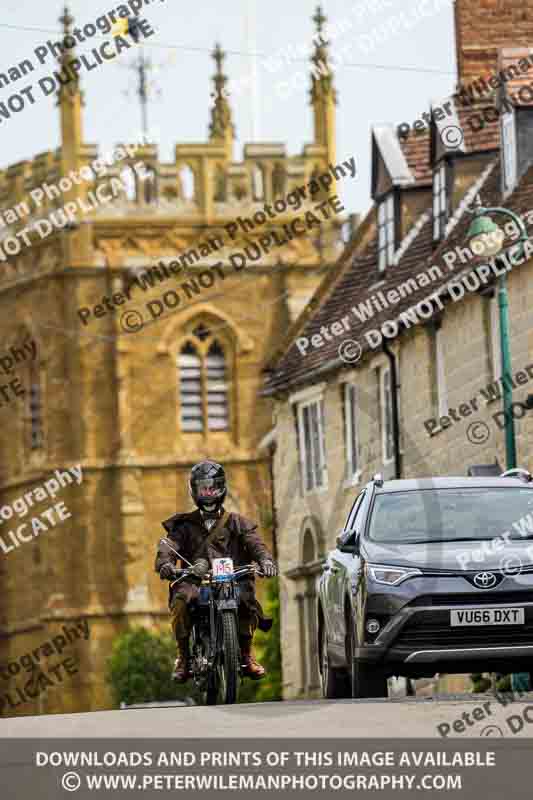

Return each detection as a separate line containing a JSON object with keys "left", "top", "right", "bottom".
{"left": 265, "top": 153, "right": 533, "bottom": 396}
{"left": 399, "top": 131, "right": 432, "bottom": 185}
{"left": 454, "top": 98, "right": 501, "bottom": 152}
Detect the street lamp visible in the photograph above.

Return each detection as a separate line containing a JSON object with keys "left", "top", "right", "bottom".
{"left": 466, "top": 203, "right": 529, "bottom": 470}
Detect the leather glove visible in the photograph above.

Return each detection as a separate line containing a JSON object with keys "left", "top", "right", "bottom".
{"left": 190, "top": 558, "right": 209, "bottom": 579}
{"left": 259, "top": 560, "right": 278, "bottom": 577}
{"left": 159, "top": 563, "right": 176, "bottom": 581}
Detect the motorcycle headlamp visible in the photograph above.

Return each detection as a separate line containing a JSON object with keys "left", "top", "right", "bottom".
{"left": 365, "top": 563, "right": 422, "bottom": 586}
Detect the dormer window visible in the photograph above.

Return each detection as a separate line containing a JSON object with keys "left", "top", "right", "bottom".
{"left": 502, "top": 111, "right": 517, "bottom": 195}
{"left": 433, "top": 161, "right": 448, "bottom": 241}
{"left": 377, "top": 193, "right": 396, "bottom": 272}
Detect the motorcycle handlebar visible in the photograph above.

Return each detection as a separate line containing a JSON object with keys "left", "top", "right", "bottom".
{"left": 171, "top": 564, "right": 264, "bottom": 582}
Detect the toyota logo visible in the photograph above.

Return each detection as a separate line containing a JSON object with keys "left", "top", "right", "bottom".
{"left": 473, "top": 572, "right": 498, "bottom": 589}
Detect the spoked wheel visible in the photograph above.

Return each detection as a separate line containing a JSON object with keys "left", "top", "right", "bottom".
{"left": 206, "top": 612, "right": 240, "bottom": 705}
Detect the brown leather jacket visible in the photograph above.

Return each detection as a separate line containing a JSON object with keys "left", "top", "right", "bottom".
{"left": 155, "top": 508, "right": 273, "bottom": 630}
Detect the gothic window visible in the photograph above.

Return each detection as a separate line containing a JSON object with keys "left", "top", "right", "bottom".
{"left": 252, "top": 164, "right": 265, "bottom": 201}
{"left": 272, "top": 163, "right": 285, "bottom": 198}
{"left": 302, "top": 528, "right": 316, "bottom": 564}
{"left": 179, "top": 165, "right": 195, "bottom": 201}
{"left": 214, "top": 165, "right": 227, "bottom": 202}
{"left": 177, "top": 324, "right": 229, "bottom": 433}
{"left": 178, "top": 342, "right": 203, "bottom": 432}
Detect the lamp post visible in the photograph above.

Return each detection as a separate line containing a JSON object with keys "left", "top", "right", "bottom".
{"left": 466, "top": 204, "right": 529, "bottom": 471}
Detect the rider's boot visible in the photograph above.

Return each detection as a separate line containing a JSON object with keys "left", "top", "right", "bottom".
{"left": 240, "top": 637, "right": 265, "bottom": 680}
{"left": 172, "top": 639, "right": 191, "bottom": 683}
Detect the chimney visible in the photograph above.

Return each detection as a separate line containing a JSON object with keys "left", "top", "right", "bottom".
{"left": 454, "top": 0, "right": 533, "bottom": 87}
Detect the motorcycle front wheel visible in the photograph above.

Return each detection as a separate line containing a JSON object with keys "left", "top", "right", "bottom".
{"left": 206, "top": 612, "right": 240, "bottom": 705}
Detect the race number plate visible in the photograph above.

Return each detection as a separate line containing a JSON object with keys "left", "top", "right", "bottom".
{"left": 450, "top": 607, "right": 525, "bottom": 626}
{"left": 212, "top": 557, "right": 234, "bottom": 582}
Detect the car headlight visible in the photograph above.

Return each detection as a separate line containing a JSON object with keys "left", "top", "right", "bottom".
{"left": 365, "top": 563, "right": 422, "bottom": 586}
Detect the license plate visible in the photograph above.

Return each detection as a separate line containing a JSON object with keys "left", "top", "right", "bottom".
{"left": 212, "top": 557, "right": 234, "bottom": 582}
{"left": 450, "top": 607, "right": 525, "bottom": 626}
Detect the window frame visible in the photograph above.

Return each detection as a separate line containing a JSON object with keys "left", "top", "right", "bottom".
{"left": 296, "top": 396, "right": 328, "bottom": 496}
{"left": 343, "top": 382, "right": 360, "bottom": 485}
{"left": 432, "top": 160, "right": 448, "bottom": 241}
{"left": 377, "top": 192, "right": 396, "bottom": 272}
{"left": 177, "top": 326, "right": 231, "bottom": 435}
{"left": 379, "top": 366, "right": 394, "bottom": 465}
{"left": 25, "top": 357, "right": 45, "bottom": 454}
{"left": 501, "top": 111, "right": 517, "bottom": 195}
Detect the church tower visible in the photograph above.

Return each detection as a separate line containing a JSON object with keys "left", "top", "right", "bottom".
{"left": 0, "top": 5, "right": 346, "bottom": 716}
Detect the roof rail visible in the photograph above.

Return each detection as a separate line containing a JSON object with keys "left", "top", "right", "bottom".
{"left": 372, "top": 473, "right": 384, "bottom": 487}
{"left": 500, "top": 468, "right": 533, "bottom": 483}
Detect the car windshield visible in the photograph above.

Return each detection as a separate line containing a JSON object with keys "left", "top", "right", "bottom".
{"left": 367, "top": 487, "right": 533, "bottom": 544}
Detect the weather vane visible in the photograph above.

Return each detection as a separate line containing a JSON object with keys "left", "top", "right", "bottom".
{"left": 114, "top": 16, "right": 175, "bottom": 142}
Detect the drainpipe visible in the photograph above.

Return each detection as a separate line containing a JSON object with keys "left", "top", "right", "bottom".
{"left": 382, "top": 340, "right": 402, "bottom": 479}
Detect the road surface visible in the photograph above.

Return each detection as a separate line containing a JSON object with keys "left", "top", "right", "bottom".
{"left": 2, "top": 694, "right": 533, "bottom": 738}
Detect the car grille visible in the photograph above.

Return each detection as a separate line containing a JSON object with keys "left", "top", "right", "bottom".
{"left": 411, "top": 592, "right": 533, "bottom": 607}
{"left": 395, "top": 607, "right": 533, "bottom": 650}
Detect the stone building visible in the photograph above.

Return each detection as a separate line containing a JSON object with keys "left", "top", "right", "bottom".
{"left": 0, "top": 6, "right": 346, "bottom": 715}
{"left": 264, "top": 0, "right": 533, "bottom": 699}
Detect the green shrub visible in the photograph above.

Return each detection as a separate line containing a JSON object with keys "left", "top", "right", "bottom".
{"left": 105, "top": 627, "right": 200, "bottom": 707}
{"left": 237, "top": 577, "right": 282, "bottom": 703}
{"left": 470, "top": 672, "right": 492, "bottom": 693}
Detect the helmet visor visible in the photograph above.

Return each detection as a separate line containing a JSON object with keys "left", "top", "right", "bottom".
{"left": 194, "top": 478, "right": 225, "bottom": 498}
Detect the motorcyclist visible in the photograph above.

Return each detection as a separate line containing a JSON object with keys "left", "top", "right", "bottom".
{"left": 154, "top": 460, "right": 277, "bottom": 683}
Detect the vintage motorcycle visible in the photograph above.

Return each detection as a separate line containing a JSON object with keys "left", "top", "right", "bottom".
{"left": 170, "top": 558, "right": 264, "bottom": 705}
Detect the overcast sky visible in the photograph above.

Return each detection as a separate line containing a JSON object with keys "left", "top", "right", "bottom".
{"left": 0, "top": 0, "right": 456, "bottom": 215}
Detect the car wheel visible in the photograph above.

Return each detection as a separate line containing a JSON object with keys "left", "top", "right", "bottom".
{"left": 351, "top": 659, "right": 388, "bottom": 698}
{"left": 320, "top": 630, "right": 350, "bottom": 699}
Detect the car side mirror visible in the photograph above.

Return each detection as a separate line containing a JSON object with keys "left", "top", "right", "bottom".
{"left": 336, "top": 529, "right": 360, "bottom": 554}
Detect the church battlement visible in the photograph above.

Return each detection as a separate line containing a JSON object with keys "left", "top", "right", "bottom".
{"left": 1, "top": 4, "right": 339, "bottom": 233}
{"left": 0, "top": 139, "right": 335, "bottom": 232}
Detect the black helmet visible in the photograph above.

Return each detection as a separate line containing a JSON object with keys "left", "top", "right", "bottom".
{"left": 189, "top": 461, "right": 227, "bottom": 511}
